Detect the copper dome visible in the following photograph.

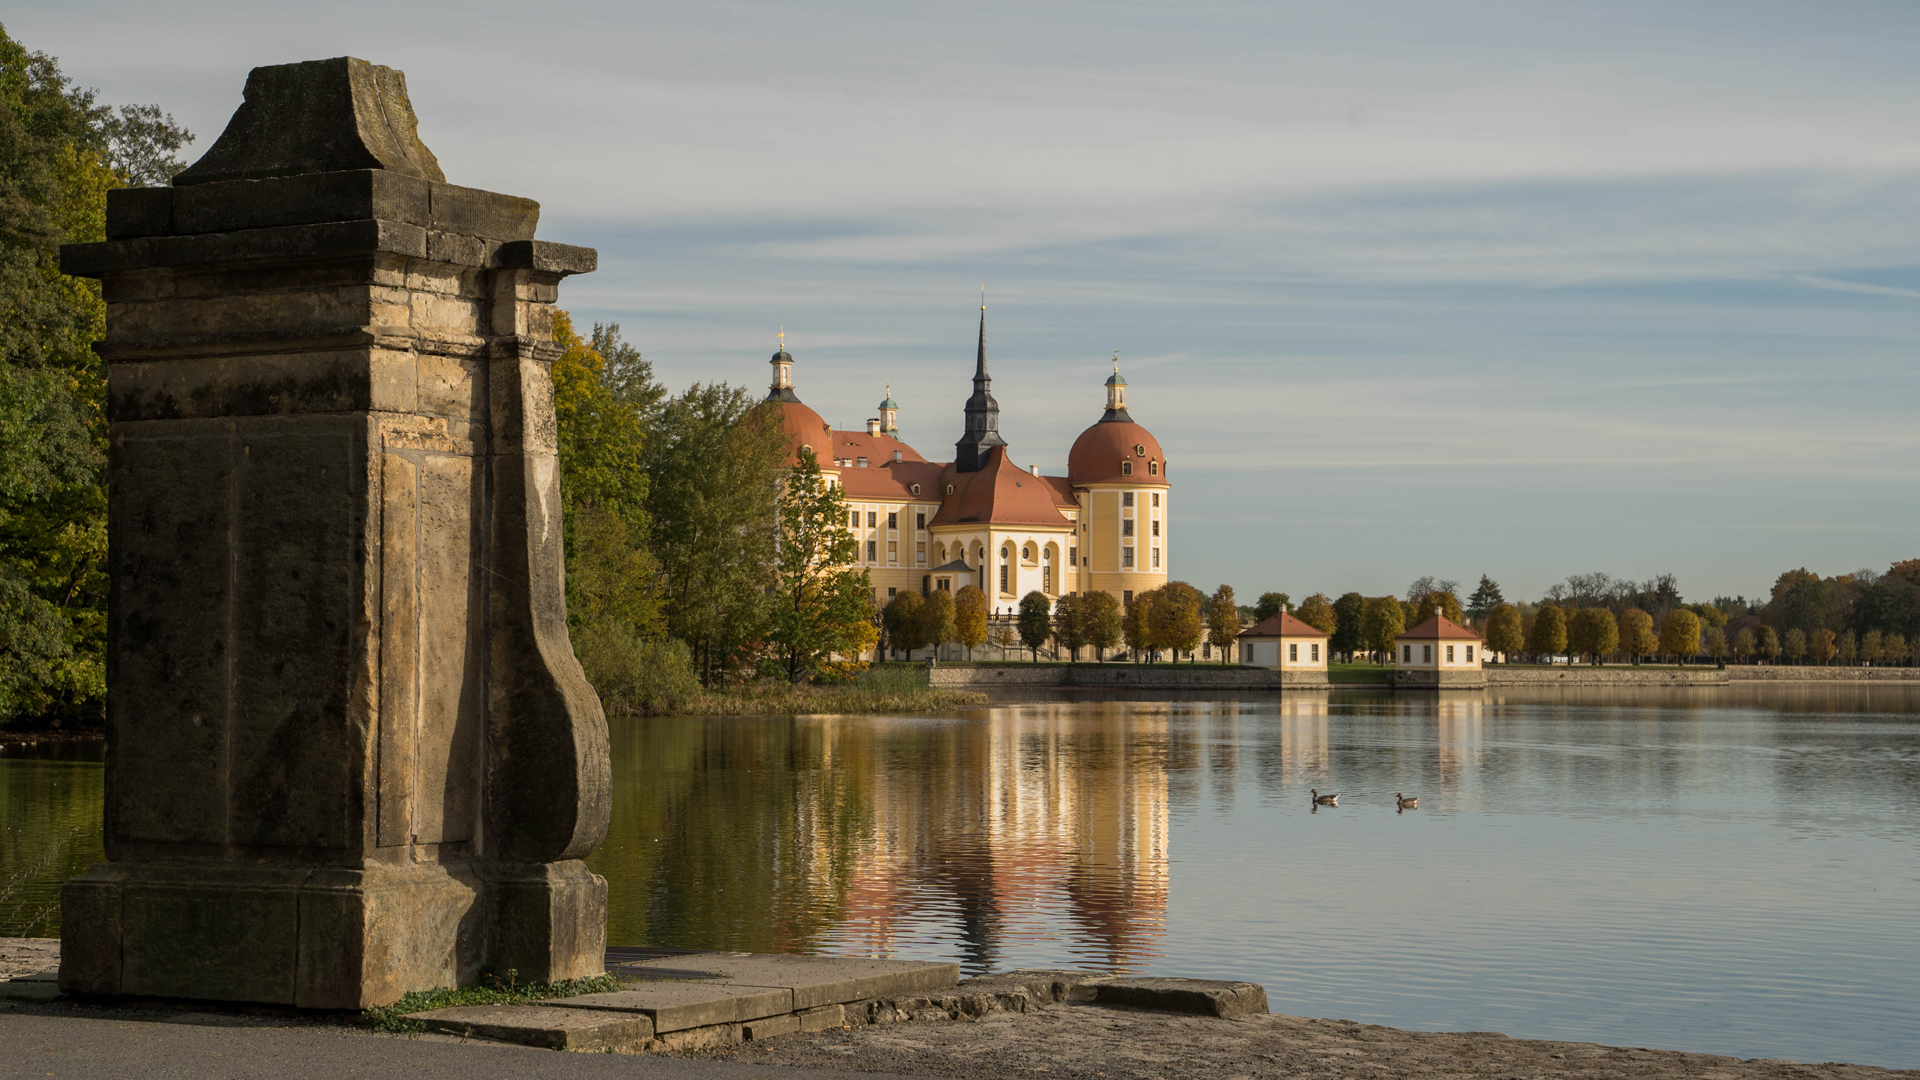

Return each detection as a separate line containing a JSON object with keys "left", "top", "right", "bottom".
{"left": 1068, "top": 419, "right": 1167, "bottom": 486}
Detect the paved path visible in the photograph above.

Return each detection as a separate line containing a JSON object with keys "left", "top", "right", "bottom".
{"left": 0, "top": 1009, "right": 923, "bottom": 1080}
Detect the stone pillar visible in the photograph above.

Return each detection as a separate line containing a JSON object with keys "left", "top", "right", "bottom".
{"left": 55, "top": 57, "right": 610, "bottom": 1008}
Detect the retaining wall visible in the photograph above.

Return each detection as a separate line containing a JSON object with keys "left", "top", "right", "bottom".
{"left": 1725, "top": 666, "right": 1920, "bottom": 682}
{"left": 927, "top": 665, "right": 1329, "bottom": 691}
{"left": 1484, "top": 667, "right": 1728, "bottom": 687}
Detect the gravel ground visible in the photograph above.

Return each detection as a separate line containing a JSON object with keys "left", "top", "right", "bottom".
{"left": 0, "top": 937, "right": 59, "bottom": 979}
{"left": 693, "top": 1002, "right": 1917, "bottom": 1080}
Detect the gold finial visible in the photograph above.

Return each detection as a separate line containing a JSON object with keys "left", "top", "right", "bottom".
{"left": 1113, "top": 350, "right": 1119, "bottom": 372}
{"left": 886, "top": 381, "right": 892, "bottom": 397}
{"left": 980, "top": 284, "right": 985, "bottom": 311}
{"left": 778, "top": 325, "right": 785, "bottom": 351}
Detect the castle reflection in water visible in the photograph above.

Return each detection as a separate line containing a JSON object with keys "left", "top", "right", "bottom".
{"left": 590, "top": 691, "right": 1501, "bottom": 973}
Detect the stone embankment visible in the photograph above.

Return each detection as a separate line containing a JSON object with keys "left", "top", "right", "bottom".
{"left": 1485, "top": 667, "right": 1729, "bottom": 687}
{"left": 1726, "top": 666, "right": 1920, "bottom": 682}
{"left": 927, "top": 665, "right": 1328, "bottom": 691}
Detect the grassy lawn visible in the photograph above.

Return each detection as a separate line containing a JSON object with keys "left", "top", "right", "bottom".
{"left": 1329, "top": 662, "right": 1395, "bottom": 684}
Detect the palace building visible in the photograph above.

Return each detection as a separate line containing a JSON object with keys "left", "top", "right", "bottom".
{"left": 765, "top": 305, "right": 1170, "bottom": 613}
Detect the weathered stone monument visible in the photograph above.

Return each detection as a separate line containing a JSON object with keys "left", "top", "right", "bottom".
{"left": 56, "top": 57, "right": 610, "bottom": 1008}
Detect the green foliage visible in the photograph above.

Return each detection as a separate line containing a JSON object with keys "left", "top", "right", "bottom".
{"left": 1485, "top": 603, "right": 1524, "bottom": 658}
{"left": 1295, "top": 592, "right": 1337, "bottom": 636}
{"left": 1617, "top": 608, "right": 1657, "bottom": 660}
{"left": 1528, "top": 606, "right": 1568, "bottom": 657}
{"left": 1051, "top": 592, "right": 1086, "bottom": 660}
{"left": 1568, "top": 607, "right": 1618, "bottom": 663}
{"left": 1360, "top": 596, "right": 1404, "bottom": 661}
{"left": 919, "top": 589, "right": 955, "bottom": 654}
{"left": 1017, "top": 591, "right": 1053, "bottom": 658}
{"left": 1330, "top": 592, "right": 1365, "bottom": 659}
{"left": 364, "top": 973, "right": 624, "bottom": 1033}
{"left": 1122, "top": 590, "right": 1154, "bottom": 657}
{"left": 882, "top": 590, "right": 925, "bottom": 656}
{"left": 1757, "top": 625, "right": 1782, "bottom": 662}
{"left": 574, "top": 630, "right": 700, "bottom": 716}
{"left": 1252, "top": 591, "right": 1290, "bottom": 621}
{"left": 953, "top": 585, "right": 988, "bottom": 657}
{"left": 1658, "top": 609, "right": 1701, "bottom": 660}
{"left": 769, "top": 450, "right": 875, "bottom": 681}
{"left": 1783, "top": 627, "right": 1807, "bottom": 662}
{"left": 1702, "top": 625, "right": 1727, "bottom": 661}
{"left": 1812, "top": 627, "right": 1837, "bottom": 663}
{"left": 1151, "top": 581, "right": 1205, "bottom": 657}
{"left": 1413, "top": 590, "right": 1463, "bottom": 625}
{"left": 1082, "top": 590, "right": 1123, "bottom": 657}
{"left": 1206, "top": 584, "right": 1238, "bottom": 660}
{"left": 1466, "top": 575, "right": 1503, "bottom": 622}
{"left": 1836, "top": 630, "right": 1857, "bottom": 666}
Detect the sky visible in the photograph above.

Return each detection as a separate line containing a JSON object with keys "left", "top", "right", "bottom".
{"left": 15, "top": 0, "right": 1920, "bottom": 604}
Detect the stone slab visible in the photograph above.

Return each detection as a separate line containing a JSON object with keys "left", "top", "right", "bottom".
{"left": 797, "top": 1004, "right": 845, "bottom": 1031}
{"left": 1090, "top": 977, "right": 1268, "bottom": 1018}
{"left": 0, "top": 981, "right": 62, "bottom": 1002}
{"left": 742, "top": 1013, "right": 802, "bottom": 1041}
{"left": 614, "top": 952, "right": 960, "bottom": 1010}
{"left": 411, "top": 1003, "right": 652, "bottom": 1051}
{"left": 550, "top": 982, "right": 794, "bottom": 1033}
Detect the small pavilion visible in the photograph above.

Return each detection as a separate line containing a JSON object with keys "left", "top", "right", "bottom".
{"left": 1394, "top": 613, "right": 1485, "bottom": 688}
{"left": 1237, "top": 612, "right": 1331, "bottom": 677}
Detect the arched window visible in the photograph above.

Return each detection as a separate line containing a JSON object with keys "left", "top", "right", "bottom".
{"left": 945, "top": 484, "right": 955, "bottom": 495}
{"left": 1148, "top": 460, "right": 1159, "bottom": 476}
{"left": 1121, "top": 460, "right": 1133, "bottom": 476}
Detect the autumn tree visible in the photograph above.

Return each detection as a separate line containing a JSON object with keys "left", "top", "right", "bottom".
{"left": 1812, "top": 628, "right": 1837, "bottom": 664}
{"left": 1053, "top": 593, "right": 1087, "bottom": 660}
{"left": 1885, "top": 632, "right": 1907, "bottom": 668}
{"left": 953, "top": 585, "right": 988, "bottom": 659}
{"left": 1658, "top": 609, "right": 1701, "bottom": 664}
{"left": 1757, "top": 625, "right": 1781, "bottom": 663}
{"left": 1528, "top": 605, "right": 1569, "bottom": 659}
{"left": 1485, "top": 603, "right": 1524, "bottom": 660}
{"left": 1083, "top": 590, "right": 1123, "bottom": 660}
{"left": 1702, "top": 626, "right": 1728, "bottom": 662}
{"left": 1836, "top": 630, "right": 1857, "bottom": 666}
{"left": 1568, "top": 608, "right": 1618, "bottom": 664}
{"left": 1784, "top": 627, "right": 1808, "bottom": 663}
{"left": 1733, "top": 627, "right": 1757, "bottom": 663}
{"left": 1123, "top": 589, "right": 1157, "bottom": 660}
{"left": 920, "top": 589, "right": 956, "bottom": 660}
{"left": 1295, "top": 593, "right": 1337, "bottom": 636}
{"left": 1361, "top": 596, "right": 1404, "bottom": 663}
{"left": 1414, "top": 590, "right": 1464, "bottom": 625}
{"left": 770, "top": 450, "right": 873, "bottom": 681}
{"left": 1861, "top": 629, "right": 1884, "bottom": 666}
{"left": 1207, "top": 584, "right": 1239, "bottom": 664}
{"left": 1252, "top": 591, "right": 1291, "bottom": 621}
{"left": 1617, "top": 609, "right": 1657, "bottom": 662}
{"left": 883, "top": 590, "right": 926, "bottom": 658}
{"left": 1017, "top": 591, "right": 1053, "bottom": 660}
{"left": 1154, "top": 581, "right": 1206, "bottom": 660}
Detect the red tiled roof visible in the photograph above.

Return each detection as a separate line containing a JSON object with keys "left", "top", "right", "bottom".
{"left": 1396, "top": 614, "right": 1482, "bottom": 641}
{"left": 837, "top": 458, "right": 946, "bottom": 501}
{"left": 927, "top": 447, "right": 1074, "bottom": 529}
{"left": 1240, "top": 612, "right": 1329, "bottom": 638}
{"left": 1068, "top": 418, "right": 1169, "bottom": 486}
{"left": 774, "top": 400, "right": 833, "bottom": 467}
{"left": 830, "top": 430, "right": 927, "bottom": 466}
{"left": 1038, "top": 474, "right": 1077, "bottom": 508}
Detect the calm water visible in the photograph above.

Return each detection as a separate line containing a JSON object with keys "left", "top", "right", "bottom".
{"left": 6, "top": 687, "right": 1919, "bottom": 1067}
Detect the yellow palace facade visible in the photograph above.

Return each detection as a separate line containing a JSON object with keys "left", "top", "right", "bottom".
{"left": 767, "top": 306, "right": 1170, "bottom": 614}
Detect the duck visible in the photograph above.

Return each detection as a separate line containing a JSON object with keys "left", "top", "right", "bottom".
{"left": 1310, "top": 788, "right": 1339, "bottom": 806}
{"left": 1396, "top": 793, "right": 1419, "bottom": 810}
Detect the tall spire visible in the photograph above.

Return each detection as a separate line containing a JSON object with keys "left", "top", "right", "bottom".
{"left": 767, "top": 327, "right": 800, "bottom": 403}
{"left": 953, "top": 292, "right": 1007, "bottom": 472}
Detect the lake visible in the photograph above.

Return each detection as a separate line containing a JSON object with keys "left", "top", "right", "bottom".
{"left": 5, "top": 685, "right": 1918, "bottom": 1067}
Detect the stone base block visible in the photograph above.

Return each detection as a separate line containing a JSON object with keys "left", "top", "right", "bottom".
{"left": 415, "top": 1004, "right": 652, "bottom": 1051}
{"left": 1090, "top": 977, "right": 1268, "bottom": 1018}
{"left": 742, "top": 1012, "right": 801, "bottom": 1040}
{"left": 482, "top": 860, "right": 607, "bottom": 985}
{"left": 1393, "top": 669, "right": 1487, "bottom": 690}
{"left": 797, "top": 1004, "right": 844, "bottom": 1031}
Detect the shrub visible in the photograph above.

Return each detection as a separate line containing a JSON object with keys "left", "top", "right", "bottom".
{"left": 574, "top": 627, "right": 699, "bottom": 716}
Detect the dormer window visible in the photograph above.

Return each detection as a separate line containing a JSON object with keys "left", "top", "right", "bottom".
{"left": 910, "top": 483, "right": 921, "bottom": 496}
{"left": 1148, "top": 460, "right": 1159, "bottom": 476}
{"left": 857, "top": 456, "right": 868, "bottom": 468}
{"left": 893, "top": 450, "right": 902, "bottom": 462}
{"left": 945, "top": 484, "right": 954, "bottom": 495}
{"left": 1121, "top": 461, "right": 1133, "bottom": 476}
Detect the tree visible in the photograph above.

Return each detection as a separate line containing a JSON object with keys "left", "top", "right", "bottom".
{"left": 1406, "top": 576, "right": 1460, "bottom": 604}
{"left": 1617, "top": 609, "right": 1657, "bottom": 662}
{"left": 883, "top": 590, "right": 926, "bottom": 658}
{"left": 769, "top": 450, "right": 872, "bottom": 681}
{"left": 1861, "top": 629, "right": 1885, "bottom": 666}
{"left": 953, "top": 585, "right": 988, "bottom": 659}
{"left": 642, "top": 380, "right": 784, "bottom": 683}
{"left": 1053, "top": 593, "right": 1088, "bottom": 661}
{"left": 1734, "top": 627, "right": 1757, "bottom": 663}
{"left": 1528, "top": 605, "right": 1568, "bottom": 659}
{"left": 1295, "top": 593, "right": 1337, "bottom": 636}
{"left": 920, "top": 589, "right": 956, "bottom": 660}
{"left": 1836, "top": 630, "right": 1857, "bottom": 666}
{"left": 1812, "top": 628, "right": 1837, "bottom": 664}
{"left": 1330, "top": 592, "right": 1366, "bottom": 660}
{"left": 1207, "top": 584, "right": 1239, "bottom": 664}
{"left": 1466, "top": 575, "right": 1504, "bottom": 623}
{"left": 1361, "top": 596, "right": 1405, "bottom": 663}
{"left": 1885, "top": 632, "right": 1907, "bottom": 668}
{"left": 1783, "top": 627, "right": 1807, "bottom": 663}
{"left": 1569, "top": 608, "right": 1618, "bottom": 664}
{"left": 1153, "top": 581, "right": 1206, "bottom": 660}
{"left": 1702, "top": 626, "right": 1728, "bottom": 663}
{"left": 1658, "top": 609, "right": 1701, "bottom": 663}
{"left": 1414, "top": 590, "right": 1464, "bottom": 625}
{"left": 1252, "top": 591, "right": 1290, "bottom": 621}
{"left": 1083, "top": 590, "right": 1123, "bottom": 660}
{"left": 1485, "top": 603, "right": 1524, "bottom": 660}
{"left": 1017, "top": 591, "right": 1053, "bottom": 660}
{"left": 1756, "top": 625, "right": 1781, "bottom": 663}
{"left": 1123, "top": 589, "right": 1157, "bottom": 660}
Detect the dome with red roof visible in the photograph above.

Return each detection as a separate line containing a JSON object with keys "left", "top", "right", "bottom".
{"left": 1068, "top": 357, "right": 1167, "bottom": 486}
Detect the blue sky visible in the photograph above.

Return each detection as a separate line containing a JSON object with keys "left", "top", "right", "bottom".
{"left": 17, "top": 0, "right": 1920, "bottom": 603}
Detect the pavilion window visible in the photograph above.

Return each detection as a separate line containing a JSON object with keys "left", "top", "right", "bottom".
{"left": 1311, "top": 643, "right": 1320, "bottom": 661}
{"left": 1447, "top": 645, "right": 1455, "bottom": 663}
{"left": 1466, "top": 645, "right": 1475, "bottom": 662}
{"left": 1402, "top": 645, "right": 1411, "bottom": 662}
{"left": 1288, "top": 643, "right": 1297, "bottom": 662}
{"left": 1423, "top": 645, "right": 1432, "bottom": 662}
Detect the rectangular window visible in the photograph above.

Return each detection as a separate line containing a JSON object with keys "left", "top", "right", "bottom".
{"left": 1069, "top": 546, "right": 1077, "bottom": 566}
{"left": 916, "top": 542, "right": 926, "bottom": 565}
{"left": 916, "top": 512, "right": 925, "bottom": 531}
{"left": 1288, "top": 643, "right": 1298, "bottom": 662}
{"left": 1123, "top": 547, "right": 1134, "bottom": 568}
{"left": 999, "top": 564, "right": 1009, "bottom": 593}
{"left": 849, "top": 510, "right": 858, "bottom": 528}
{"left": 1241, "top": 644, "right": 1250, "bottom": 663}
{"left": 867, "top": 512, "right": 876, "bottom": 528}
{"left": 1152, "top": 519, "right": 1160, "bottom": 537}
{"left": 857, "top": 456, "right": 868, "bottom": 467}
{"left": 887, "top": 512, "right": 897, "bottom": 530}
{"left": 1402, "top": 645, "right": 1411, "bottom": 663}
{"left": 1311, "top": 643, "right": 1320, "bottom": 661}
{"left": 888, "top": 587, "right": 897, "bottom": 597}
{"left": 1123, "top": 492, "right": 1134, "bottom": 507}
{"left": 1123, "top": 519, "right": 1134, "bottom": 536}
{"left": 1466, "top": 645, "right": 1474, "bottom": 662}
{"left": 1124, "top": 590, "right": 1134, "bottom": 604}
{"left": 866, "top": 540, "right": 876, "bottom": 561}
{"left": 1423, "top": 645, "right": 1432, "bottom": 663}
{"left": 1152, "top": 548, "right": 1160, "bottom": 568}
{"left": 1152, "top": 493, "right": 1160, "bottom": 507}
{"left": 887, "top": 541, "right": 897, "bottom": 564}
{"left": 1043, "top": 567, "right": 1052, "bottom": 593}
{"left": 1446, "top": 645, "right": 1455, "bottom": 663}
